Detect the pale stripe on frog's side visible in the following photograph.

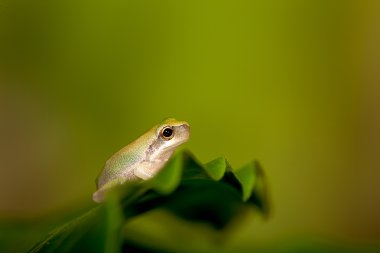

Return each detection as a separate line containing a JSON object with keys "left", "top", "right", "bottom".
{"left": 92, "top": 118, "right": 190, "bottom": 203}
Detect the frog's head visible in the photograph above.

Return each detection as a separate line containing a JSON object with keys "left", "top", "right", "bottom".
{"left": 155, "top": 118, "right": 190, "bottom": 151}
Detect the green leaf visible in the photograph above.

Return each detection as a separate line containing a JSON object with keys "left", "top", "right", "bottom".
{"left": 28, "top": 206, "right": 107, "bottom": 253}
{"left": 204, "top": 157, "right": 228, "bottom": 181}
{"left": 234, "top": 162, "right": 256, "bottom": 201}
{"left": 28, "top": 150, "right": 270, "bottom": 253}
{"left": 249, "top": 161, "right": 270, "bottom": 216}
{"left": 122, "top": 209, "right": 221, "bottom": 253}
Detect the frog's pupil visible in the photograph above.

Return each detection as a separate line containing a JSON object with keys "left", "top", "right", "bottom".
{"left": 163, "top": 128, "right": 173, "bottom": 138}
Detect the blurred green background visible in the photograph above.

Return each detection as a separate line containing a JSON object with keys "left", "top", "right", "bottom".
{"left": 1, "top": 0, "right": 380, "bottom": 252}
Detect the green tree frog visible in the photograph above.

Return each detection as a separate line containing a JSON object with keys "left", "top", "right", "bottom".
{"left": 93, "top": 118, "right": 190, "bottom": 203}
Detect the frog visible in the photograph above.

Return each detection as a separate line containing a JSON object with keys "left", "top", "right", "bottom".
{"left": 92, "top": 118, "right": 190, "bottom": 203}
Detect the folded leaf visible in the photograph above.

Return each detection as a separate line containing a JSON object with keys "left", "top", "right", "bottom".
{"left": 28, "top": 150, "right": 269, "bottom": 253}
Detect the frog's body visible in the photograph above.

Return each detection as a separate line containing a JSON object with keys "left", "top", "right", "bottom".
{"left": 93, "top": 118, "right": 190, "bottom": 203}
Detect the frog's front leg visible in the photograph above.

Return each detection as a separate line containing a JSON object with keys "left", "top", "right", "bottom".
{"left": 134, "top": 160, "right": 166, "bottom": 180}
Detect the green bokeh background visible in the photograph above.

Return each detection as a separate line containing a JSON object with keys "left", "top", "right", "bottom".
{"left": 1, "top": 0, "right": 380, "bottom": 252}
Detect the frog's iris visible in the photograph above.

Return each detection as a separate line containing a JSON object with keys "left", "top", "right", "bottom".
{"left": 161, "top": 127, "right": 174, "bottom": 140}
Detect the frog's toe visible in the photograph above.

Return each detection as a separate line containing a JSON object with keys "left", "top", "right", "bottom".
{"left": 92, "top": 189, "right": 104, "bottom": 203}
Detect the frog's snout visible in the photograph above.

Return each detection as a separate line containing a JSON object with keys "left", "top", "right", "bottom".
{"left": 180, "top": 123, "right": 190, "bottom": 140}
{"left": 181, "top": 123, "right": 190, "bottom": 131}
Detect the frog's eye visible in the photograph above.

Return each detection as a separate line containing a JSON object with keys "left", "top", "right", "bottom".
{"left": 160, "top": 126, "right": 174, "bottom": 140}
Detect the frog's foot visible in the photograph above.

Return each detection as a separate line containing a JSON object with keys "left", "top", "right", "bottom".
{"left": 92, "top": 189, "right": 105, "bottom": 203}
{"left": 92, "top": 178, "right": 124, "bottom": 203}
